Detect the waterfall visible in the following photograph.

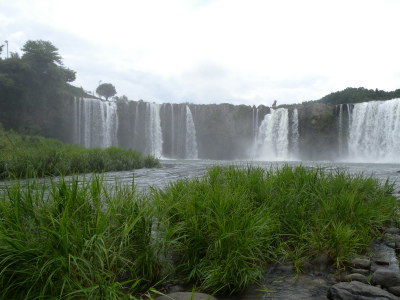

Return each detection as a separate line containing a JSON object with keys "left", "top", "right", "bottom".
{"left": 185, "top": 105, "right": 198, "bottom": 159}
{"left": 253, "top": 107, "right": 259, "bottom": 146}
{"left": 257, "top": 108, "right": 289, "bottom": 159}
{"left": 338, "top": 104, "right": 343, "bottom": 156}
{"left": 74, "top": 98, "right": 118, "bottom": 148}
{"left": 291, "top": 108, "right": 299, "bottom": 158}
{"left": 145, "top": 103, "right": 163, "bottom": 157}
{"left": 171, "top": 104, "right": 175, "bottom": 157}
{"left": 348, "top": 98, "right": 400, "bottom": 162}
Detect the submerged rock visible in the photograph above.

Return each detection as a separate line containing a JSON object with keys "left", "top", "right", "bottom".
{"left": 327, "top": 281, "right": 397, "bottom": 300}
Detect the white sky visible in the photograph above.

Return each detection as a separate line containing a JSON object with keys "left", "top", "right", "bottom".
{"left": 1, "top": 0, "right": 400, "bottom": 106}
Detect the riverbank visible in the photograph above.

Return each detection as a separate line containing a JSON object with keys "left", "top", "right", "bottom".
{"left": 0, "top": 164, "right": 398, "bottom": 299}
{"left": 0, "top": 129, "right": 161, "bottom": 179}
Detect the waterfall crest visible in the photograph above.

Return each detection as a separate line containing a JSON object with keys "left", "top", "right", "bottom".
{"left": 146, "top": 103, "right": 163, "bottom": 157}
{"left": 348, "top": 98, "right": 400, "bottom": 162}
{"left": 185, "top": 106, "right": 198, "bottom": 159}
{"left": 256, "top": 108, "right": 289, "bottom": 159}
{"left": 291, "top": 108, "right": 299, "bottom": 158}
{"left": 74, "top": 98, "right": 118, "bottom": 148}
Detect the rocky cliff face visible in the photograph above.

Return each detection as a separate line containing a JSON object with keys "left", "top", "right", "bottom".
{"left": 68, "top": 98, "right": 343, "bottom": 160}
{"left": 113, "top": 100, "right": 340, "bottom": 160}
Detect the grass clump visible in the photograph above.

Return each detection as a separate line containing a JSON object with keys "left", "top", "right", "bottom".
{"left": 156, "top": 165, "right": 399, "bottom": 293}
{"left": 0, "top": 129, "right": 161, "bottom": 179}
{"left": 0, "top": 164, "right": 398, "bottom": 297}
{"left": 0, "top": 174, "right": 168, "bottom": 299}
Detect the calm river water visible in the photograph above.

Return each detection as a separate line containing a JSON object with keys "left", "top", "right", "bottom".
{"left": 99, "top": 159, "right": 400, "bottom": 195}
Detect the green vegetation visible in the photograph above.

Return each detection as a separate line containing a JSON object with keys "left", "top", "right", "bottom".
{"left": 0, "top": 128, "right": 160, "bottom": 179}
{"left": 96, "top": 83, "right": 117, "bottom": 101}
{"left": 156, "top": 165, "right": 398, "bottom": 293}
{"left": 0, "top": 174, "right": 168, "bottom": 299}
{"left": 0, "top": 40, "right": 87, "bottom": 136}
{"left": 302, "top": 87, "right": 400, "bottom": 106}
{"left": 0, "top": 164, "right": 398, "bottom": 298}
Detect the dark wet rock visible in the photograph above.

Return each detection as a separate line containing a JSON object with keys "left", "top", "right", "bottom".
{"left": 156, "top": 292, "right": 217, "bottom": 300}
{"left": 385, "top": 228, "right": 400, "bottom": 235}
{"left": 370, "top": 269, "right": 400, "bottom": 288}
{"left": 387, "top": 286, "right": 400, "bottom": 296}
{"left": 275, "top": 262, "right": 294, "bottom": 273}
{"left": 386, "top": 242, "right": 396, "bottom": 249}
{"left": 302, "top": 261, "right": 318, "bottom": 273}
{"left": 350, "top": 269, "right": 371, "bottom": 276}
{"left": 341, "top": 273, "right": 369, "bottom": 284}
{"left": 374, "top": 260, "right": 390, "bottom": 266}
{"left": 311, "top": 253, "right": 334, "bottom": 272}
{"left": 352, "top": 258, "right": 371, "bottom": 270}
{"left": 327, "top": 281, "right": 398, "bottom": 300}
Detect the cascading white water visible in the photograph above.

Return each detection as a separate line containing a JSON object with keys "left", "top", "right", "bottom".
{"left": 253, "top": 107, "right": 259, "bottom": 146}
{"left": 338, "top": 104, "right": 343, "bottom": 156}
{"left": 73, "top": 98, "right": 81, "bottom": 145}
{"left": 171, "top": 104, "right": 175, "bottom": 156}
{"left": 291, "top": 108, "right": 299, "bottom": 158}
{"left": 257, "top": 108, "right": 289, "bottom": 159}
{"left": 74, "top": 98, "right": 118, "bottom": 148}
{"left": 348, "top": 98, "right": 400, "bottom": 162}
{"left": 185, "top": 105, "right": 198, "bottom": 159}
{"left": 146, "top": 103, "right": 163, "bottom": 157}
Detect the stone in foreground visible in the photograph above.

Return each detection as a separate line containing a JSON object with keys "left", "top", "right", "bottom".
{"left": 370, "top": 269, "right": 400, "bottom": 288}
{"left": 327, "top": 281, "right": 397, "bottom": 300}
{"left": 157, "top": 292, "right": 217, "bottom": 300}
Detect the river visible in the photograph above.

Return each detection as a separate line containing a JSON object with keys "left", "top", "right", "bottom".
{"left": 99, "top": 159, "right": 400, "bottom": 195}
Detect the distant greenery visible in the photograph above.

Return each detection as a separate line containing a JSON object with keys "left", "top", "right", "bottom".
{"left": 302, "top": 87, "right": 400, "bottom": 106}
{"left": 0, "top": 40, "right": 82, "bottom": 136}
{"left": 0, "top": 128, "right": 160, "bottom": 179}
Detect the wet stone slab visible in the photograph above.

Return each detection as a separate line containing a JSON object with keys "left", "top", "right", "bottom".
{"left": 218, "top": 266, "right": 336, "bottom": 300}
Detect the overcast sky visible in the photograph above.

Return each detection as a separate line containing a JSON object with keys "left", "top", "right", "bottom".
{"left": 1, "top": 0, "right": 400, "bottom": 106}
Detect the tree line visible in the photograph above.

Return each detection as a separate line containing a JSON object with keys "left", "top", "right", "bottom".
{"left": 0, "top": 40, "right": 83, "bottom": 137}
{"left": 0, "top": 40, "right": 120, "bottom": 138}
{"left": 302, "top": 87, "right": 400, "bottom": 106}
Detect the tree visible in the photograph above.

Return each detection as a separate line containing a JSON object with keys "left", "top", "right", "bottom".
{"left": 21, "top": 40, "right": 76, "bottom": 84}
{"left": 96, "top": 83, "right": 117, "bottom": 100}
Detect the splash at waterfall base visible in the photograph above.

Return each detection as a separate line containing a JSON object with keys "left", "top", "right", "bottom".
{"left": 71, "top": 98, "right": 400, "bottom": 163}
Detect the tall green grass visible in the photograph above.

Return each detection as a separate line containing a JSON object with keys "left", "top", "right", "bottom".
{"left": 0, "top": 129, "right": 160, "bottom": 179}
{"left": 1, "top": 164, "right": 398, "bottom": 297}
{"left": 156, "top": 165, "right": 399, "bottom": 293}
{"left": 0, "top": 175, "right": 169, "bottom": 299}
